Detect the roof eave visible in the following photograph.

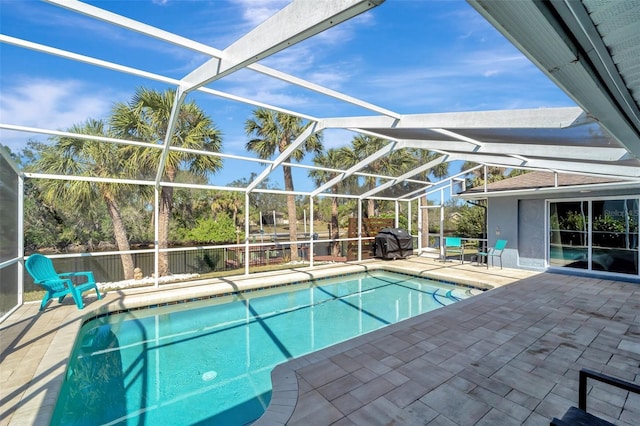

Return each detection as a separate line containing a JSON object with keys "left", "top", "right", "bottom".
{"left": 458, "top": 180, "right": 640, "bottom": 200}
{"left": 467, "top": 0, "right": 640, "bottom": 160}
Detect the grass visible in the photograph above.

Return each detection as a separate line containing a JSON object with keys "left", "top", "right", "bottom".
{"left": 24, "top": 290, "right": 46, "bottom": 303}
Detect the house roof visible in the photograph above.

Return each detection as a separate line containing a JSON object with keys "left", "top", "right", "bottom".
{"left": 459, "top": 171, "right": 640, "bottom": 199}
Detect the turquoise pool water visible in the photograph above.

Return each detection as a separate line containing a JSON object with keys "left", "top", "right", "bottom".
{"left": 52, "top": 270, "right": 476, "bottom": 425}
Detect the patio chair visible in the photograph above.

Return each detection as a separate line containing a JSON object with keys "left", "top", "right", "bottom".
{"left": 477, "top": 239, "right": 507, "bottom": 269}
{"left": 25, "top": 254, "right": 102, "bottom": 311}
{"left": 551, "top": 368, "right": 640, "bottom": 426}
{"left": 442, "top": 237, "right": 463, "bottom": 263}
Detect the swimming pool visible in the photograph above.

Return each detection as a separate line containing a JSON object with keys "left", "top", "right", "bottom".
{"left": 52, "top": 270, "right": 478, "bottom": 425}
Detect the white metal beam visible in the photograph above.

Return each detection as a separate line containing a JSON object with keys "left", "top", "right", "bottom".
{"left": 45, "top": 0, "right": 396, "bottom": 119}
{"left": 0, "top": 35, "right": 318, "bottom": 122}
{"left": 181, "top": 0, "right": 384, "bottom": 91}
{"left": 450, "top": 153, "right": 640, "bottom": 178}
{"left": 154, "top": 88, "right": 188, "bottom": 188}
{"left": 400, "top": 140, "right": 630, "bottom": 162}
{"left": 0, "top": 123, "right": 164, "bottom": 151}
{"left": 359, "top": 155, "right": 450, "bottom": 199}
{"left": 311, "top": 140, "right": 402, "bottom": 196}
{"left": 322, "top": 107, "right": 589, "bottom": 130}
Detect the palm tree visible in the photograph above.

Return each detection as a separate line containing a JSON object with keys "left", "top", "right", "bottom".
{"left": 461, "top": 161, "right": 506, "bottom": 187}
{"left": 344, "top": 135, "right": 416, "bottom": 217}
{"left": 34, "top": 119, "right": 136, "bottom": 279}
{"left": 245, "top": 108, "right": 323, "bottom": 261}
{"left": 309, "top": 148, "right": 345, "bottom": 257}
{"left": 111, "top": 88, "right": 223, "bottom": 276}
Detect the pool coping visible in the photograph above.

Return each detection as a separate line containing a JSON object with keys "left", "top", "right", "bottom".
{"left": 85, "top": 264, "right": 488, "bottom": 324}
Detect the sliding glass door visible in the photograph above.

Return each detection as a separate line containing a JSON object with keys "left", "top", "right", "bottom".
{"left": 549, "top": 198, "right": 639, "bottom": 276}
{"left": 549, "top": 201, "right": 589, "bottom": 269}
{"left": 591, "top": 199, "right": 638, "bottom": 275}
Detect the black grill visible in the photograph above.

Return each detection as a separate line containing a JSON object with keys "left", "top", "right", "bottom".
{"left": 372, "top": 228, "right": 413, "bottom": 260}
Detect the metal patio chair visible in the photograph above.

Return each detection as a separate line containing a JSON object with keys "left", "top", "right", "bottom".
{"left": 25, "top": 254, "right": 102, "bottom": 310}
{"left": 551, "top": 369, "right": 640, "bottom": 426}
{"left": 477, "top": 239, "right": 507, "bottom": 269}
{"left": 442, "top": 237, "right": 463, "bottom": 263}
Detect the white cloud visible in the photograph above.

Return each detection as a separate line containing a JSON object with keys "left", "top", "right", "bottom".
{"left": 232, "top": 0, "right": 291, "bottom": 27}
{"left": 461, "top": 50, "right": 532, "bottom": 77}
{"left": 0, "top": 78, "right": 115, "bottom": 150}
{"left": 260, "top": 43, "right": 317, "bottom": 74}
{"left": 314, "top": 11, "right": 375, "bottom": 45}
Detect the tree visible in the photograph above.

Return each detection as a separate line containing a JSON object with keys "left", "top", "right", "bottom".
{"left": 310, "top": 148, "right": 345, "bottom": 257}
{"left": 184, "top": 214, "right": 239, "bottom": 244}
{"left": 111, "top": 88, "right": 223, "bottom": 276}
{"left": 245, "top": 108, "right": 323, "bottom": 261}
{"left": 342, "top": 135, "right": 416, "bottom": 217}
{"left": 461, "top": 162, "right": 515, "bottom": 187}
{"left": 455, "top": 203, "right": 486, "bottom": 239}
{"left": 410, "top": 149, "right": 449, "bottom": 249}
{"left": 210, "top": 190, "right": 243, "bottom": 228}
{"left": 32, "top": 120, "right": 136, "bottom": 278}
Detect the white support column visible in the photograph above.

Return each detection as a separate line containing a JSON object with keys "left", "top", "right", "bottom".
{"left": 154, "top": 187, "right": 160, "bottom": 288}
{"left": 18, "top": 172, "right": 24, "bottom": 306}
{"left": 358, "top": 201, "right": 363, "bottom": 261}
{"left": 408, "top": 201, "right": 412, "bottom": 234}
{"left": 440, "top": 188, "right": 445, "bottom": 260}
{"left": 309, "top": 197, "right": 315, "bottom": 268}
{"left": 417, "top": 197, "right": 422, "bottom": 254}
{"left": 395, "top": 201, "right": 399, "bottom": 228}
{"left": 483, "top": 165, "right": 488, "bottom": 192}
{"left": 244, "top": 192, "right": 250, "bottom": 276}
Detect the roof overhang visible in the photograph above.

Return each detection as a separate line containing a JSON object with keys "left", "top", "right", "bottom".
{"left": 459, "top": 180, "right": 640, "bottom": 201}
{"left": 468, "top": 0, "right": 640, "bottom": 160}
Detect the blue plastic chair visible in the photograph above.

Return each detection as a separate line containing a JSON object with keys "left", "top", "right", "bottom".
{"left": 25, "top": 254, "right": 102, "bottom": 310}
{"left": 477, "top": 239, "right": 508, "bottom": 269}
{"left": 443, "top": 237, "right": 463, "bottom": 263}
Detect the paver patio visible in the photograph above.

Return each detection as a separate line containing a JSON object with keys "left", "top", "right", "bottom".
{"left": 256, "top": 260, "right": 640, "bottom": 425}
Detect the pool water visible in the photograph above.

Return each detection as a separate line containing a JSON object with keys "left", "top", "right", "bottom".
{"left": 52, "top": 271, "right": 476, "bottom": 425}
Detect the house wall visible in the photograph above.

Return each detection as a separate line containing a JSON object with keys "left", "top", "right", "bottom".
{"left": 485, "top": 186, "right": 640, "bottom": 271}
{"left": 486, "top": 197, "right": 520, "bottom": 268}
{"left": 518, "top": 199, "right": 546, "bottom": 269}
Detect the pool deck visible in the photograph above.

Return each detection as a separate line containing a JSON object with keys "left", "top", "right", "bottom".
{"left": 2, "top": 256, "right": 639, "bottom": 425}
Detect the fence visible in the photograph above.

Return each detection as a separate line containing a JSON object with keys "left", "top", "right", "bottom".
{"left": 22, "top": 233, "right": 427, "bottom": 292}
{"left": 23, "top": 241, "right": 335, "bottom": 291}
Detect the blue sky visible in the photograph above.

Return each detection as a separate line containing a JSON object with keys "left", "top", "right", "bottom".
{"left": 0, "top": 0, "right": 575, "bottom": 190}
